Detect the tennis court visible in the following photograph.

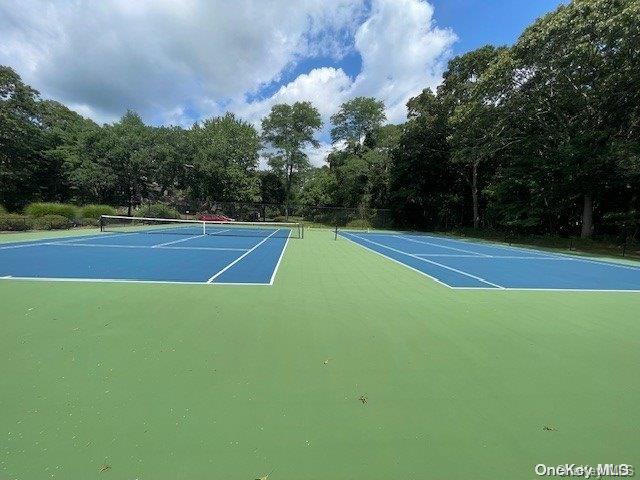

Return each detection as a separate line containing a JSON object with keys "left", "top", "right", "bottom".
{"left": 0, "top": 216, "right": 300, "bottom": 285}
{"left": 340, "top": 230, "right": 640, "bottom": 291}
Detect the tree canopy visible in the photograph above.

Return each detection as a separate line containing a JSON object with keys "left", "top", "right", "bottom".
{"left": 1, "top": 0, "right": 638, "bottom": 241}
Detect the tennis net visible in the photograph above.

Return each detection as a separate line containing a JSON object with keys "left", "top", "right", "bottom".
{"left": 100, "top": 215, "right": 303, "bottom": 239}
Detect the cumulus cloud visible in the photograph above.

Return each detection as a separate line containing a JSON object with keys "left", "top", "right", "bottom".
{"left": 0, "top": 0, "right": 456, "bottom": 163}
{"left": 0, "top": 0, "right": 365, "bottom": 124}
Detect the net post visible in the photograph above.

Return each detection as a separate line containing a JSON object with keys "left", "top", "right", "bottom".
{"left": 99, "top": 215, "right": 104, "bottom": 232}
{"left": 301, "top": 222, "right": 304, "bottom": 239}
{"left": 334, "top": 225, "right": 338, "bottom": 241}
{"left": 202, "top": 220, "right": 206, "bottom": 235}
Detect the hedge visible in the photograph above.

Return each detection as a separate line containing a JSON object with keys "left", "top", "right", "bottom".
{"left": 25, "top": 202, "right": 79, "bottom": 220}
{"left": 81, "top": 204, "right": 116, "bottom": 219}
{"left": 32, "top": 214, "right": 73, "bottom": 230}
{"left": 134, "top": 203, "right": 180, "bottom": 219}
{"left": 0, "top": 214, "right": 33, "bottom": 231}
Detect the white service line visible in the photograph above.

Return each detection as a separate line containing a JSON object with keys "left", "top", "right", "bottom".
{"left": 51, "top": 232, "right": 137, "bottom": 244}
{"left": 394, "top": 234, "right": 491, "bottom": 257}
{"left": 41, "top": 242, "right": 248, "bottom": 252}
{"left": 269, "top": 230, "right": 292, "bottom": 285}
{"left": 207, "top": 229, "right": 281, "bottom": 283}
{"left": 346, "top": 232, "right": 505, "bottom": 289}
{"left": 151, "top": 234, "right": 206, "bottom": 247}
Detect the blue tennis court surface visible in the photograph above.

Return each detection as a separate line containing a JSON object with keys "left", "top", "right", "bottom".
{"left": 0, "top": 227, "right": 293, "bottom": 285}
{"left": 340, "top": 230, "right": 640, "bottom": 291}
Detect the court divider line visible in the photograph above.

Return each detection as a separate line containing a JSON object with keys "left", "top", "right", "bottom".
{"left": 206, "top": 229, "right": 281, "bottom": 283}
{"left": 344, "top": 232, "right": 505, "bottom": 289}
{"left": 269, "top": 230, "right": 292, "bottom": 285}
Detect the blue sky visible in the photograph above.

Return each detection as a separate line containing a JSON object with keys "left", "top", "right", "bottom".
{"left": 0, "top": 0, "right": 566, "bottom": 164}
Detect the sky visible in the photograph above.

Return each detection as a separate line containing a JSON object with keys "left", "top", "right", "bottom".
{"left": 0, "top": 0, "right": 565, "bottom": 165}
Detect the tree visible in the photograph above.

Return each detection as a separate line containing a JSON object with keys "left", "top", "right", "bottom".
{"left": 330, "top": 96, "right": 386, "bottom": 152}
{"left": 390, "top": 89, "right": 458, "bottom": 229}
{"left": 190, "top": 113, "right": 261, "bottom": 203}
{"left": 261, "top": 102, "right": 322, "bottom": 214}
{"left": 487, "top": 0, "right": 640, "bottom": 237}
{"left": 0, "top": 66, "right": 44, "bottom": 209}
{"left": 438, "top": 45, "right": 508, "bottom": 229}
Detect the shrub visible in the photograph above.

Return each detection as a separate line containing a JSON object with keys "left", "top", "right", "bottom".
{"left": 134, "top": 203, "right": 180, "bottom": 219}
{"left": 81, "top": 204, "right": 116, "bottom": 219}
{"left": 0, "top": 214, "right": 33, "bottom": 231}
{"left": 346, "top": 218, "right": 372, "bottom": 230}
{"left": 0, "top": 205, "right": 6, "bottom": 214}
{"left": 25, "top": 202, "right": 78, "bottom": 220}
{"left": 77, "top": 217, "right": 100, "bottom": 227}
{"left": 32, "top": 214, "right": 73, "bottom": 230}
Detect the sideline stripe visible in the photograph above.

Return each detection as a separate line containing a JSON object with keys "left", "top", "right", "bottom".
{"left": 42, "top": 242, "right": 248, "bottom": 252}
{"left": 269, "top": 230, "right": 292, "bottom": 285}
{"left": 345, "top": 232, "right": 505, "bottom": 289}
{"left": 419, "top": 233, "right": 640, "bottom": 271}
{"left": 0, "top": 276, "right": 270, "bottom": 286}
{"left": 338, "top": 233, "right": 454, "bottom": 289}
{"left": 412, "top": 254, "right": 574, "bottom": 260}
{"left": 207, "top": 229, "right": 281, "bottom": 283}
{"left": 394, "top": 234, "right": 491, "bottom": 257}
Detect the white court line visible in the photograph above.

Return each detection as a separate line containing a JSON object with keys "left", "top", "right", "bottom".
{"left": 419, "top": 233, "right": 640, "bottom": 271}
{"left": 0, "top": 276, "right": 271, "bottom": 286}
{"left": 345, "top": 232, "right": 505, "bottom": 289}
{"left": 207, "top": 229, "right": 281, "bottom": 283}
{"left": 151, "top": 234, "right": 206, "bottom": 247}
{"left": 450, "top": 286, "right": 640, "bottom": 292}
{"left": 42, "top": 242, "right": 248, "bottom": 252}
{"left": 394, "top": 234, "right": 491, "bottom": 257}
{"left": 412, "top": 254, "right": 574, "bottom": 260}
{"left": 339, "top": 233, "right": 454, "bottom": 289}
{"left": 269, "top": 230, "right": 292, "bottom": 285}
{"left": 52, "top": 232, "right": 137, "bottom": 244}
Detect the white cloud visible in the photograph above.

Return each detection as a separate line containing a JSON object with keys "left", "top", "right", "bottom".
{"left": 0, "top": 0, "right": 365, "bottom": 123}
{"left": 0, "top": 0, "right": 456, "bottom": 164}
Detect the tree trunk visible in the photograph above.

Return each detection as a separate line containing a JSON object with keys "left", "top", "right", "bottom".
{"left": 580, "top": 194, "right": 593, "bottom": 239}
{"left": 472, "top": 160, "right": 480, "bottom": 229}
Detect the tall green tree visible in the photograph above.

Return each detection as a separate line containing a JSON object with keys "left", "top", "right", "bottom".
{"left": 390, "top": 89, "right": 458, "bottom": 228}
{"left": 0, "top": 66, "right": 44, "bottom": 210}
{"left": 330, "top": 96, "right": 386, "bottom": 153}
{"left": 438, "top": 45, "right": 508, "bottom": 229}
{"left": 487, "top": 0, "right": 640, "bottom": 237}
{"left": 261, "top": 102, "right": 322, "bottom": 213}
{"left": 190, "top": 113, "right": 261, "bottom": 203}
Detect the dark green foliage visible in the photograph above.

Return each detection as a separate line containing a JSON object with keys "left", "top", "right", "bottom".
{"left": 0, "top": 214, "right": 33, "bottom": 231}
{"left": 0, "top": 0, "right": 638, "bottom": 241}
{"left": 32, "top": 214, "right": 73, "bottom": 230}
{"left": 80, "top": 204, "right": 117, "bottom": 219}
{"left": 24, "top": 202, "right": 78, "bottom": 220}
{"left": 134, "top": 203, "right": 180, "bottom": 219}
